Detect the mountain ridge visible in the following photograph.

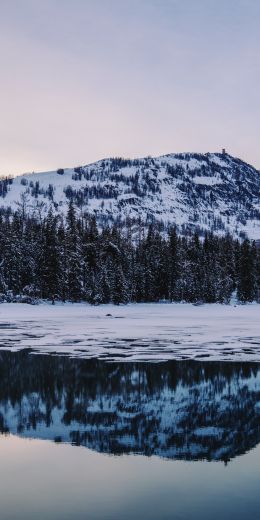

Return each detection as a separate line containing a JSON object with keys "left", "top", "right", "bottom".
{"left": 0, "top": 151, "right": 259, "bottom": 239}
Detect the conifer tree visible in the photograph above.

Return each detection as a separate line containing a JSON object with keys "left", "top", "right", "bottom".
{"left": 237, "top": 240, "right": 257, "bottom": 302}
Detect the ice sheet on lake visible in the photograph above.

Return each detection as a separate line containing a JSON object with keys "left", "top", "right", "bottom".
{"left": 0, "top": 302, "right": 259, "bottom": 362}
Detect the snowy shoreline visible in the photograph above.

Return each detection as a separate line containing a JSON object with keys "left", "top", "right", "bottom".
{"left": 0, "top": 302, "right": 259, "bottom": 362}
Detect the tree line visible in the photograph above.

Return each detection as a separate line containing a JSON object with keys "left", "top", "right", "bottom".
{"left": 0, "top": 203, "right": 259, "bottom": 304}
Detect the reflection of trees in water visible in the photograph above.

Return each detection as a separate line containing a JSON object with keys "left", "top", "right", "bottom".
{"left": 0, "top": 350, "right": 259, "bottom": 461}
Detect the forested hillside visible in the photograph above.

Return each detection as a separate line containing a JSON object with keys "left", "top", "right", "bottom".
{"left": 0, "top": 152, "right": 259, "bottom": 239}
{"left": 0, "top": 203, "right": 259, "bottom": 304}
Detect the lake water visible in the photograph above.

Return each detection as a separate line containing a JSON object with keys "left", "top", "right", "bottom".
{"left": 0, "top": 350, "right": 259, "bottom": 520}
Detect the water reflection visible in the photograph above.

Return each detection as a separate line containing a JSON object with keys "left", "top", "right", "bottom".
{"left": 0, "top": 350, "right": 259, "bottom": 462}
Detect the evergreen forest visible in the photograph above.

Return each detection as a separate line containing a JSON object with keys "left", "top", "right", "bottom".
{"left": 0, "top": 203, "right": 259, "bottom": 305}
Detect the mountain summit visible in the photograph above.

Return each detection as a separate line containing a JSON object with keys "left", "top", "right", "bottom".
{"left": 1, "top": 152, "right": 259, "bottom": 238}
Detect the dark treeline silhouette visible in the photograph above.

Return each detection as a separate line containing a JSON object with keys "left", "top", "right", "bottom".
{"left": 0, "top": 350, "right": 259, "bottom": 461}
{"left": 0, "top": 202, "right": 259, "bottom": 304}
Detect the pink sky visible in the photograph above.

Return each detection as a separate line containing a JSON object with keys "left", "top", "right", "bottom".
{"left": 0, "top": 0, "right": 259, "bottom": 176}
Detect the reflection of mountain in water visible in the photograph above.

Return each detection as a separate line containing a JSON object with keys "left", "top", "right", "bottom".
{"left": 0, "top": 350, "right": 259, "bottom": 462}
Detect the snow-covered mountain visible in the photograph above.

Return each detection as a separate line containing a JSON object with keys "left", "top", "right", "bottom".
{"left": 1, "top": 152, "right": 259, "bottom": 238}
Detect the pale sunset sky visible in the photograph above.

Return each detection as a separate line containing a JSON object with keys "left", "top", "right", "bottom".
{"left": 0, "top": 0, "right": 259, "bottom": 176}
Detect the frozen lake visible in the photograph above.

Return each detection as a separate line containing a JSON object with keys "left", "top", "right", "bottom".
{"left": 0, "top": 304, "right": 259, "bottom": 518}
{"left": 0, "top": 302, "right": 259, "bottom": 361}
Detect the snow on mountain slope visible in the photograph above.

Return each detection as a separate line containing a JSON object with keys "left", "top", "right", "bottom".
{"left": 0, "top": 152, "right": 259, "bottom": 238}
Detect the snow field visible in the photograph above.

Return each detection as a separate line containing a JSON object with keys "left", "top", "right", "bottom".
{"left": 0, "top": 302, "right": 259, "bottom": 362}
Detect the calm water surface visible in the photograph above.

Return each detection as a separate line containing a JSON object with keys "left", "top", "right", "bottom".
{"left": 0, "top": 350, "right": 259, "bottom": 520}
